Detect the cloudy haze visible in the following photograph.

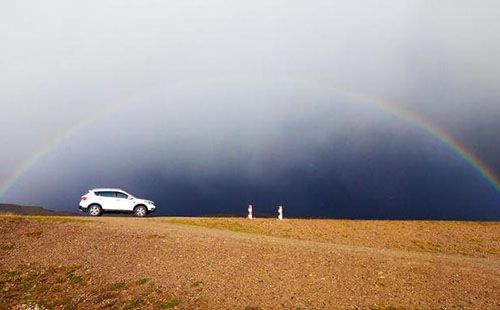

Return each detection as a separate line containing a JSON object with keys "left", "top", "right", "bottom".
{"left": 1, "top": 1, "right": 500, "bottom": 219}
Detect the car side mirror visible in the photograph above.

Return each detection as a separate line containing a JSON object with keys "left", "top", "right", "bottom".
{"left": 128, "top": 197, "right": 133, "bottom": 200}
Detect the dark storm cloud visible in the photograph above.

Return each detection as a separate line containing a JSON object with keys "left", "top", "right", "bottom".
{"left": 1, "top": 1, "right": 499, "bottom": 219}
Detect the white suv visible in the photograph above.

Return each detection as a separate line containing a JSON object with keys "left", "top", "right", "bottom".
{"left": 79, "top": 188, "right": 156, "bottom": 217}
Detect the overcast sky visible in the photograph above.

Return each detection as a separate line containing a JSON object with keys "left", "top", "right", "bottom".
{"left": 1, "top": 1, "right": 500, "bottom": 219}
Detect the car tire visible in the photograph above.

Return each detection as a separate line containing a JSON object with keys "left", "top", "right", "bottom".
{"left": 88, "top": 204, "right": 102, "bottom": 217}
{"left": 134, "top": 205, "right": 147, "bottom": 217}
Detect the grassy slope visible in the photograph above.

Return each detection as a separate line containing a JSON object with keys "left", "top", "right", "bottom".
{"left": 0, "top": 265, "right": 181, "bottom": 310}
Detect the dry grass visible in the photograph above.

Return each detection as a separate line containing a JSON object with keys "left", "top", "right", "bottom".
{"left": 0, "top": 214, "right": 88, "bottom": 223}
{"left": 158, "top": 217, "right": 500, "bottom": 257}
{"left": 161, "top": 218, "right": 273, "bottom": 236}
{"left": 370, "top": 306, "right": 407, "bottom": 310}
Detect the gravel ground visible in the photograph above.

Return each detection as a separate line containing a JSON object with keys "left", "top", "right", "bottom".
{"left": 1, "top": 216, "right": 499, "bottom": 309}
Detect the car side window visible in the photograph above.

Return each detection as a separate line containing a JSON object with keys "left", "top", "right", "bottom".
{"left": 96, "top": 191, "right": 115, "bottom": 197}
{"left": 116, "top": 192, "right": 128, "bottom": 199}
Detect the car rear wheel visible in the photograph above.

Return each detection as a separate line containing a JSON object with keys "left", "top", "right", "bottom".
{"left": 88, "top": 205, "right": 102, "bottom": 216}
{"left": 134, "top": 206, "right": 147, "bottom": 217}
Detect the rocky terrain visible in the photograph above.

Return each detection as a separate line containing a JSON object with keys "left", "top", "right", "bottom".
{"left": 1, "top": 215, "right": 499, "bottom": 309}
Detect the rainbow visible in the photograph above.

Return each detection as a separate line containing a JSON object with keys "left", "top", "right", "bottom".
{"left": 0, "top": 115, "right": 99, "bottom": 199}
{"left": 343, "top": 90, "right": 500, "bottom": 194}
{"left": 0, "top": 81, "right": 165, "bottom": 199}
{"left": 1, "top": 77, "right": 499, "bottom": 199}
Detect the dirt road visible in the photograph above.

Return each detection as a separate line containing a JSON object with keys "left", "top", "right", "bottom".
{"left": 1, "top": 216, "right": 499, "bottom": 309}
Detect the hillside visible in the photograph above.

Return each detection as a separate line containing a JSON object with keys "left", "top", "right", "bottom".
{"left": 1, "top": 216, "right": 499, "bottom": 309}
{"left": 0, "top": 204, "right": 77, "bottom": 216}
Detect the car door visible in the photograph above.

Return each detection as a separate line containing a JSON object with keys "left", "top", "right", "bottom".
{"left": 95, "top": 191, "right": 116, "bottom": 210}
{"left": 114, "top": 191, "right": 134, "bottom": 211}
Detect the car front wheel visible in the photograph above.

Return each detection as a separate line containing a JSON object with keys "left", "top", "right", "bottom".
{"left": 134, "top": 206, "right": 147, "bottom": 217}
{"left": 88, "top": 205, "right": 102, "bottom": 216}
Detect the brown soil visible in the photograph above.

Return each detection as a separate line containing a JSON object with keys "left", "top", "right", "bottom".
{"left": 1, "top": 216, "right": 499, "bottom": 310}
